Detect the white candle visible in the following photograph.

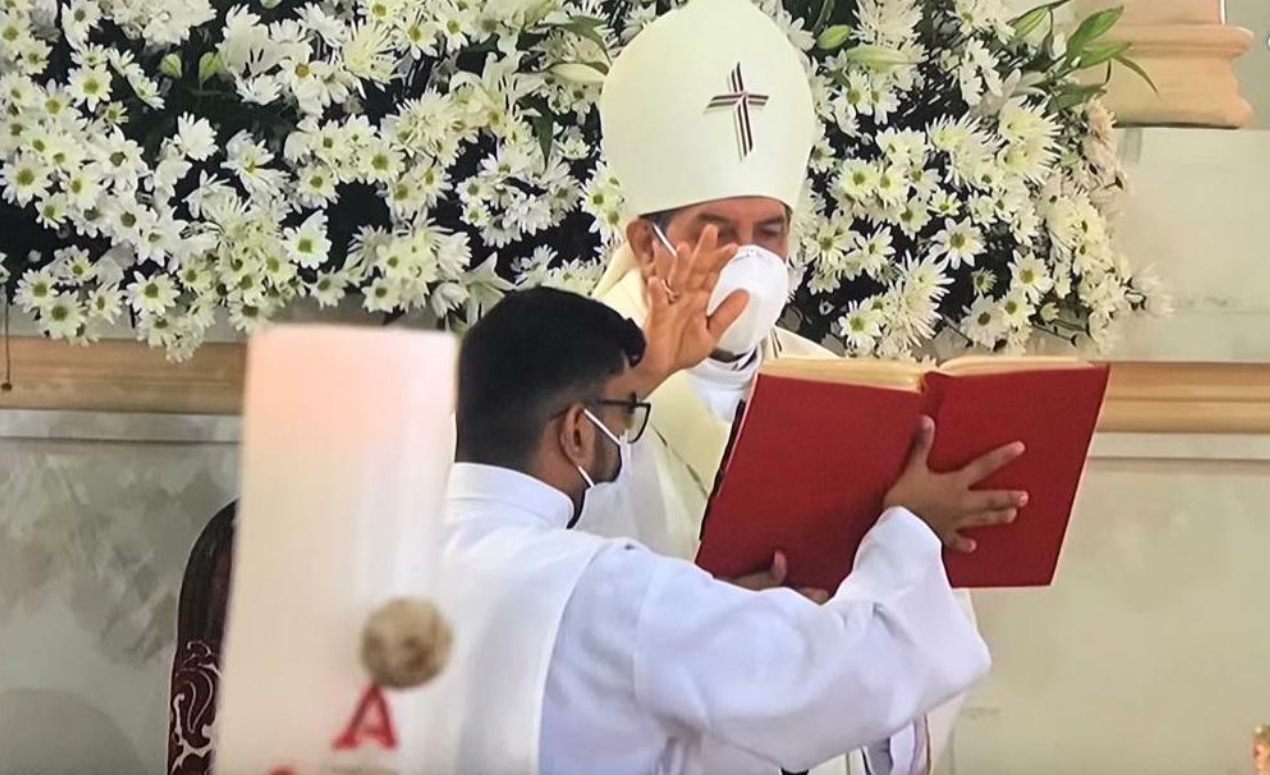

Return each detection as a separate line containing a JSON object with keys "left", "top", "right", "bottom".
{"left": 215, "top": 324, "right": 457, "bottom": 774}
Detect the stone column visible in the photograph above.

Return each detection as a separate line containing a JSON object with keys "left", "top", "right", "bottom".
{"left": 1075, "top": 0, "right": 1254, "bottom": 127}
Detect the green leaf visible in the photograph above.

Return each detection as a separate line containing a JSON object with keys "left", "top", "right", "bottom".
{"left": 197, "top": 53, "right": 219, "bottom": 86}
{"left": 1073, "top": 40, "right": 1130, "bottom": 70}
{"left": 548, "top": 62, "right": 607, "bottom": 85}
{"left": 1053, "top": 83, "right": 1106, "bottom": 110}
{"left": 844, "top": 44, "right": 915, "bottom": 68}
{"left": 1010, "top": 0, "right": 1073, "bottom": 42}
{"left": 1066, "top": 6, "right": 1123, "bottom": 55}
{"left": 159, "top": 53, "right": 183, "bottom": 80}
{"left": 1113, "top": 52, "right": 1159, "bottom": 94}
{"left": 532, "top": 113, "right": 555, "bottom": 164}
{"left": 551, "top": 16, "right": 610, "bottom": 56}
{"left": 1009, "top": 0, "right": 1072, "bottom": 26}
{"left": 1010, "top": 7, "right": 1050, "bottom": 41}
{"left": 812, "top": 0, "right": 836, "bottom": 34}
{"left": 816, "top": 24, "right": 852, "bottom": 51}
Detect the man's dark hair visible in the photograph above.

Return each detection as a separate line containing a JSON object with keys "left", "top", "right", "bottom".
{"left": 456, "top": 287, "right": 646, "bottom": 469}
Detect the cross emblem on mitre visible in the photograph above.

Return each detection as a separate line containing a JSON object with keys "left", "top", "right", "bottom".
{"left": 706, "top": 63, "right": 770, "bottom": 160}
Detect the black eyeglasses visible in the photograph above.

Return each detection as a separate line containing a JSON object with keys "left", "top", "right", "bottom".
{"left": 587, "top": 398, "right": 653, "bottom": 443}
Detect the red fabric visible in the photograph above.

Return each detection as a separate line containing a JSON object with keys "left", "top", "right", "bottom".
{"left": 167, "top": 501, "right": 236, "bottom": 775}
{"left": 168, "top": 640, "right": 221, "bottom": 775}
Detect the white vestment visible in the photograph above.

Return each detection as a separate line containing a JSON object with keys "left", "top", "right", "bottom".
{"left": 424, "top": 463, "right": 990, "bottom": 775}
{"left": 589, "top": 254, "right": 977, "bottom": 773}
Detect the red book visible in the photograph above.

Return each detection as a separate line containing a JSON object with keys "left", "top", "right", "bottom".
{"left": 695, "top": 357, "right": 1110, "bottom": 589}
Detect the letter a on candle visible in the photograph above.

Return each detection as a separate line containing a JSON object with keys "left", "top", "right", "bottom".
{"left": 333, "top": 685, "right": 399, "bottom": 751}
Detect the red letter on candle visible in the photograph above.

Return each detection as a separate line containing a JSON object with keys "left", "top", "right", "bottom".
{"left": 332, "top": 685, "right": 398, "bottom": 751}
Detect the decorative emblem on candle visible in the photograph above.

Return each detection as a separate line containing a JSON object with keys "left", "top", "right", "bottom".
{"left": 361, "top": 598, "right": 453, "bottom": 690}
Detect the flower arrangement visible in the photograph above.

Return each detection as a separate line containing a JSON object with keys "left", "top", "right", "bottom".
{"left": 0, "top": 0, "right": 1160, "bottom": 359}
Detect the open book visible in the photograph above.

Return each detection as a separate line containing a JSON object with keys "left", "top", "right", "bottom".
{"left": 695, "top": 356, "right": 1110, "bottom": 589}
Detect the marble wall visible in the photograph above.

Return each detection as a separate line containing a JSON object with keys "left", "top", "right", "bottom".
{"left": 0, "top": 413, "right": 239, "bottom": 773}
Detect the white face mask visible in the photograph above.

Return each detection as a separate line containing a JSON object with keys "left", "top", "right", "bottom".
{"left": 653, "top": 225, "right": 790, "bottom": 358}
{"left": 574, "top": 408, "right": 632, "bottom": 527}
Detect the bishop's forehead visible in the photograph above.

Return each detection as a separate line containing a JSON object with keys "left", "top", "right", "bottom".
{"left": 600, "top": 0, "right": 817, "bottom": 217}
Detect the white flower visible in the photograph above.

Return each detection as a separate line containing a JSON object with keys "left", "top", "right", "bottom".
{"left": 85, "top": 284, "right": 124, "bottom": 323}
{"left": 127, "top": 272, "right": 180, "bottom": 315}
{"left": 878, "top": 128, "right": 927, "bottom": 168}
{"left": 3, "top": 154, "right": 51, "bottom": 205}
{"left": 769, "top": 5, "right": 815, "bottom": 51}
{"left": 310, "top": 272, "right": 348, "bottom": 307}
{"left": 851, "top": 227, "right": 896, "bottom": 277}
{"left": 838, "top": 300, "right": 884, "bottom": 352}
{"left": 363, "top": 276, "right": 403, "bottom": 313}
{"left": 360, "top": 140, "right": 403, "bottom": 184}
{"left": 284, "top": 212, "right": 331, "bottom": 269}
{"left": 153, "top": 153, "right": 193, "bottom": 195}
{"left": 1000, "top": 289, "right": 1033, "bottom": 328}
{"left": 931, "top": 219, "right": 984, "bottom": 269}
{"left": 954, "top": 0, "right": 1009, "bottom": 34}
{"left": 36, "top": 193, "right": 70, "bottom": 228}
{"left": 15, "top": 268, "right": 58, "bottom": 311}
{"left": 41, "top": 292, "right": 86, "bottom": 339}
{"left": 342, "top": 21, "right": 396, "bottom": 83}
{"left": 62, "top": 0, "right": 102, "bottom": 46}
{"left": 874, "top": 165, "right": 910, "bottom": 205}
{"left": 1010, "top": 252, "right": 1054, "bottom": 301}
{"left": 223, "top": 131, "right": 287, "bottom": 199}
{"left": 841, "top": 71, "right": 874, "bottom": 116}
{"left": 999, "top": 99, "right": 1057, "bottom": 147}
{"left": 176, "top": 115, "right": 217, "bottom": 161}
{"left": 856, "top": 0, "right": 921, "bottom": 46}
{"left": 176, "top": 256, "right": 214, "bottom": 293}
{"left": 897, "top": 199, "right": 932, "bottom": 238}
{"left": 835, "top": 159, "right": 877, "bottom": 202}
{"left": 963, "top": 296, "right": 1006, "bottom": 348}
{"left": 236, "top": 75, "right": 283, "bottom": 105}
{"left": 99, "top": 131, "right": 146, "bottom": 189}
{"left": 295, "top": 163, "right": 339, "bottom": 207}
{"left": 67, "top": 65, "right": 111, "bottom": 109}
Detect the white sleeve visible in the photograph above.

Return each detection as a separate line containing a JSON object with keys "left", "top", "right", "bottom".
{"left": 923, "top": 589, "right": 975, "bottom": 770}
{"left": 862, "top": 719, "right": 928, "bottom": 775}
{"left": 866, "top": 589, "right": 977, "bottom": 775}
{"left": 632, "top": 508, "right": 991, "bottom": 773}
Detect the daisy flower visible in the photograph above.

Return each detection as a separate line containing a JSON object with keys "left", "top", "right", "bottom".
{"left": 41, "top": 292, "right": 86, "bottom": 339}
{"left": 127, "top": 272, "right": 180, "bottom": 315}
{"left": 931, "top": 219, "right": 984, "bottom": 269}
{"left": 2, "top": 154, "right": 51, "bottom": 205}
{"left": 284, "top": 212, "right": 332, "bottom": 269}
{"left": 837, "top": 300, "right": 884, "bottom": 353}
{"left": 15, "top": 268, "right": 58, "bottom": 311}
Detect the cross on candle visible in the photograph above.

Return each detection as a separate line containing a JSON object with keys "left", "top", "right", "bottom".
{"left": 707, "top": 63, "right": 770, "bottom": 160}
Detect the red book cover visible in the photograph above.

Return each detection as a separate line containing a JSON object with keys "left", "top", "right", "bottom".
{"left": 695, "top": 364, "right": 1109, "bottom": 590}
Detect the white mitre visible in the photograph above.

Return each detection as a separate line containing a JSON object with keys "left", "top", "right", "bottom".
{"left": 595, "top": 0, "right": 817, "bottom": 293}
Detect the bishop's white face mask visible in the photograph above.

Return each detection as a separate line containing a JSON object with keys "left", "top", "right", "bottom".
{"left": 574, "top": 408, "right": 632, "bottom": 528}
{"left": 652, "top": 224, "right": 791, "bottom": 358}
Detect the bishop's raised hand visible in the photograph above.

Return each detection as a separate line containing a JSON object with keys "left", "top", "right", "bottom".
{"left": 633, "top": 224, "right": 748, "bottom": 396}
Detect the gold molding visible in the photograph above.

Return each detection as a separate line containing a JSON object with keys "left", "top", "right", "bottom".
{"left": 0, "top": 337, "right": 246, "bottom": 416}
{"left": 1, "top": 338, "right": 1269, "bottom": 434}
{"left": 1099, "top": 360, "right": 1270, "bottom": 434}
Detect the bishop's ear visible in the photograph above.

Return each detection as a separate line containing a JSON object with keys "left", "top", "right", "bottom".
{"left": 625, "top": 219, "right": 659, "bottom": 278}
